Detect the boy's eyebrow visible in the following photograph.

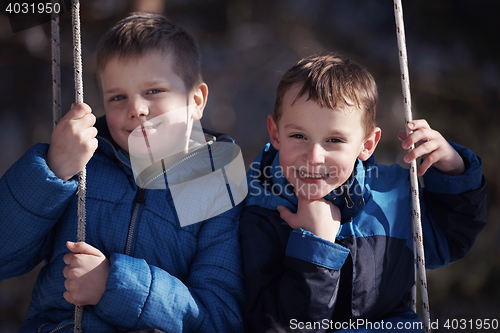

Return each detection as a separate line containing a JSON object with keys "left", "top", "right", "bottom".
{"left": 104, "top": 80, "right": 170, "bottom": 94}
{"left": 104, "top": 88, "right": 122, "bottom": 94}
{"left": 283, "top": 124, "right": 305, "bottom": 131}
{"left": 142, "top": 80, "right": 168, "bottom": 87}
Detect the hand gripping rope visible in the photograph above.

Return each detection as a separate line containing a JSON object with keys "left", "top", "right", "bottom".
{"left": 52, "top": 0, "right": 86, "bottom": 332}
{"left": 393, "top": 1, "right": 431, "bottom": 332}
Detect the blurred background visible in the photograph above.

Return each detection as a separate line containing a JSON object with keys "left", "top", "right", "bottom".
{"left": 0, "top": 0, "right": 498, "bottom": 331}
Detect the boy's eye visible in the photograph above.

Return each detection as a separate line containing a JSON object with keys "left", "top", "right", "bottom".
{"left": 111, "top": 95, "right": 126, "bottom": 102}
{"left": 147, "top": 89, "right": 162, "bottom": 94}
{"left": 290, "top": 134, "right": 305, "bottom": 139}
{"left": 328, "top": 138, "right": 344, "bottom": 143}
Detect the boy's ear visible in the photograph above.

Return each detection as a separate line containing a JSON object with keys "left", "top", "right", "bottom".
{"left": 267, "top": 115, "right": 280, "bottom": 150}
{"left": 191, "top": 83, "right": 208, "bottom": 121}
{"left": 358, "top": 127, "right": 381, "bottom": 161}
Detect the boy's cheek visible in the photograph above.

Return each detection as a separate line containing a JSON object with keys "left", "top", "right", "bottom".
{"left": 105, "top": 112, "right": 121, "bottom": 131}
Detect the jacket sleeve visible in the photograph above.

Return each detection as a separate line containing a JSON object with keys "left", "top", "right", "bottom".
{"left": 0, "top": 143, "right": 77, "bottom": 280}
{"left": 420, "top": 142, "right": 487, "bottom": 268}
{"left": 239, "top": 207, "right": 349, "bottom": 333}
{"left": 94, "top": 209, "right": 245, "bottom": 333}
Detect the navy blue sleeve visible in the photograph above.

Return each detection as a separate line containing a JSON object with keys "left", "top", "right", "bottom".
{"left": 239, "top": 206, "right": 347, "bottom": 332}
{"left": 424, "top": 176, "right": 487, "bottom": 263}
{"left": 423, "top": 142, "right": 487, "bottom": 263}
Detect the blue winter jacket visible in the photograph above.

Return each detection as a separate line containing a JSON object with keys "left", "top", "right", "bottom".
{"left": 239, "top": 143, "right": 487, "bottom": 332}
{"left": 0, "top": 116, "right": 245, "bottom": 332}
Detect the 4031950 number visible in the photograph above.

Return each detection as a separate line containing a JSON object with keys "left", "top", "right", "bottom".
{"left": 5, "top": 2, "right": 61, "bottom": 14}
{"left": 444, "top": 318, "right": 498, "bottom": 330}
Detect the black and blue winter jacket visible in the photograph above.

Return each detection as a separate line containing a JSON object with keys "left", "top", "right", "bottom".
{"left": 239, "top": 142, "right": 486, "bottom": 332}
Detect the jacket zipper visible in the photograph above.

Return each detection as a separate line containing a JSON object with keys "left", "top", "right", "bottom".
{"left": 345, "top": 192, "right": 354, "bottom": 222}
{"left": 125, "top": 188, "right": 145, "bottom": 256}
{"left": 38, "top": 321, "right": 75, "bottom": 333}
{"left": 98, "top": 136, "right": 217, "bottom": 255}
{"left": 126, "top": 144, "right": 214, "bottom": 254}
{"left": 142, "top": 143, "right": 217, "bottom": 188}
{"left": 97, "top": 136, "right": 142, "bottom": 256}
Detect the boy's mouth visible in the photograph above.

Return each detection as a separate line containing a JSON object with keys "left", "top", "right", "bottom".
{"left": 130, "top": 122, "right": 162, "bottom": 137}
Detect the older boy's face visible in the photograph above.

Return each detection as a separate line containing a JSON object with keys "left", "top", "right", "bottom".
{"left": 268, "top": 84, "right": 369, "bottom": 200}
{"left": 101, "top": 52, "right": 205, "bottom": 155}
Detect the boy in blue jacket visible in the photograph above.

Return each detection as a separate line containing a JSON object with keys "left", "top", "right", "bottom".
{"left": 239, "top": 53, "right": 487, "bottom": 332}
{"left": 0, "top": 13, "right": 245, "bottom": 332}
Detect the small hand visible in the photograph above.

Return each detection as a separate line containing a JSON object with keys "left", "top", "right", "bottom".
{"left": 398, "top": 119, "right": 465, "bottom": 176}
{"left": 63, "top": 241, "right": 109, "bottom": 306}
{"left": 47, "top": 103, "right": 97, "bottom": 181}
{"left": 277, "top": 191, "right": 341, "bottom": 243}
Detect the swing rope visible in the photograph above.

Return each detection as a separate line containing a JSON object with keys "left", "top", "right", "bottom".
{"left": 393, "top": 1, "right": 431, "bottom": 332}
{"left": 72, "top": 0, "right": 85, "bottom": 329}
{"left": 51, "top": 5, "right": 61, "bottom": 131}
{"left": 51, "top": 0, "right": 86, "bottom": 331}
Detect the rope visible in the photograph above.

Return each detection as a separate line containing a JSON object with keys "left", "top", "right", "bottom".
{"left": 51, "top": 4, "right": 61, "bottom": 130}
{"left": 51, "top": 1, "right": 86, "bottom": 330}
{"left": 393, "top": 1, "right": 431, "bottom": 332}
{"left": 71, "top": 0, "right": 85, "bottom": 331}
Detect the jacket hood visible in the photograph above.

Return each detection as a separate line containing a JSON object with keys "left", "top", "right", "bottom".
{"left": 245, "top": 143, "right": 374, "bottom": 223}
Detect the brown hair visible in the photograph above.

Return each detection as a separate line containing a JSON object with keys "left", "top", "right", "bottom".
{"left": 273, "top": 53, "right": 378, "bottom": 136}
{"left": 96, "top": 12, "right": 202, "bottom": 91}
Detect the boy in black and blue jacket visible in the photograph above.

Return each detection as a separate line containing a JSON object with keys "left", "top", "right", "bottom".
{"left": 239, "top": 53, "right": 487, "bottom": 332}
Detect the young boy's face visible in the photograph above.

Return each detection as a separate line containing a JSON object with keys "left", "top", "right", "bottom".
{"left": 268, "top": 84, "right": 380, "bottom": 200}
{"left": 100, "top": 51, "right": 207, "bottom": 155}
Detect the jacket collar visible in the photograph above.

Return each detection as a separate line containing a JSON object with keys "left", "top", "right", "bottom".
{"left": 94, "top": 115, "right": 239, "bottom": 189}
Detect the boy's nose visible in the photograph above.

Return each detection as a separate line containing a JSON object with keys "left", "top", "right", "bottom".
{"left": 303, "top": 143, "right": 325, "bottom": 165}
{"left": 128, "top": 98, "right": 149, "bottom": 118}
